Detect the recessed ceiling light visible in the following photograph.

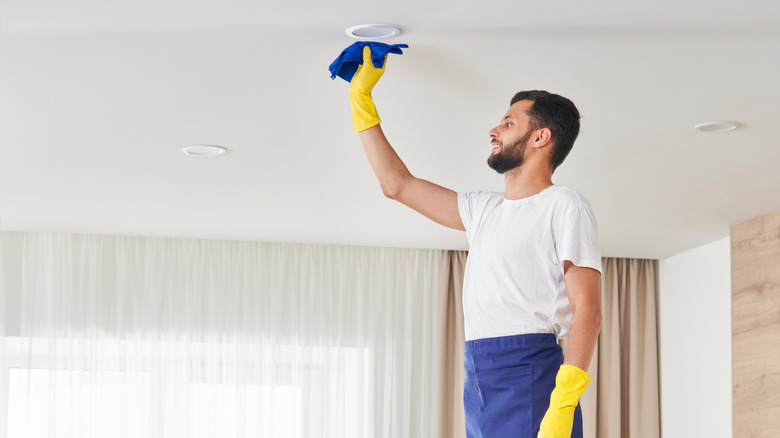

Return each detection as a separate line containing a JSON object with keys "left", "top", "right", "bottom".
{"left": 694, "top": 121, "right": 738, "bottom": 133}
{"left": 345, "top": 24, "right": 401, "bottom": 40}
{"left": 181, "top": 145, "right": 227, "bottom": 156}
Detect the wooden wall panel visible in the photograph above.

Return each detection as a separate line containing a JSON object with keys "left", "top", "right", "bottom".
{"left": 731, "top": 209, "right": 780, "bottom": 438}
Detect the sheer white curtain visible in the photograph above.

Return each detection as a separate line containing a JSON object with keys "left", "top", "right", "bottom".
{"left": 0, "top": 232, "right": 440, "bottom": 438}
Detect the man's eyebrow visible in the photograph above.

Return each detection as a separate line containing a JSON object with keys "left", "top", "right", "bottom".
{"left": 503, "top": 115, "right": 515, "bottom": 121}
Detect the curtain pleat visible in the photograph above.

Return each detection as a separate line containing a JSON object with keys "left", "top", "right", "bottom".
{"left": 585, "top": 258, "right": 660, "bottom": 438}
{"left": 0, "top": 232, "right": 441, "bottom": 438}
{"left": 435, "top": 250, "right": 467, "bottom": 438}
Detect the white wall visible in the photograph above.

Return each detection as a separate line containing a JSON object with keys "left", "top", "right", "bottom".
{"left": 658, "top": 237, "right": 732, "bottom": 437}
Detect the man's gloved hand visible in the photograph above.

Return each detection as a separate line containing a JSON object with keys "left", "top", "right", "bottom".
{"left": 538, "top": 365, "right": 591, "bottom": 438}
{"left": 348, "top": 46, "right": 386, "bottom": 132}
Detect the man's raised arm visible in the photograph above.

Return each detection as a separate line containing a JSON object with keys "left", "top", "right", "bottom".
{"left": 349, "top": 46, "right": 464, "bottom": 231}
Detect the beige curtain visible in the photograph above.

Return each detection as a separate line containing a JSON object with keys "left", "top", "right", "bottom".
{"left": 436, "top": 250, "right": 468, "bottom": 438}
{"left": 585, "top": 257, "right": 660, "bottom": 438}
{"left": 437, "top": 254, "right": 660, "bottom": 438}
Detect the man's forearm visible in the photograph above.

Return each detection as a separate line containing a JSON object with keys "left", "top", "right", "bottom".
{"left": 359, "top": 125, "right": 413, "bottom": 200}
{"left": 562, "top": 305, "right": 601, "bottom": 371}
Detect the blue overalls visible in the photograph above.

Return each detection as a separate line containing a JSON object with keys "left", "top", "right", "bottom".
{"left": 463, "top": 333, "right": 584, "bottom": 438}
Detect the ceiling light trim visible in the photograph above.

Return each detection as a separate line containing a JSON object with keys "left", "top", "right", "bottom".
{"left": 694, "top": 121, "right": 738, "bottom": 133}
{"left": 181, "top": 145, "right": 228, "bottom": 157}
{"left": 345, "top": 24, "right": 402, "bottom": 40}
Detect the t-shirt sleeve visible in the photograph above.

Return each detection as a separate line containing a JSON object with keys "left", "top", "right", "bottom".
{"left": 555, "top": 197, "right": 602, "bottom": 273}
{"left": 457, "top": 192, "right": 475, "bottom": 232}
{"left": 458, "top": 192, "right": 494, "bottom": 242}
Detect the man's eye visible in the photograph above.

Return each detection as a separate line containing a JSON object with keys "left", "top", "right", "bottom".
{"left": 505, "top": 123, "right": 512, "bottom": 127}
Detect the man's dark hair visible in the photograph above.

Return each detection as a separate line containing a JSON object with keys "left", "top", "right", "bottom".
{"left": 510, "top": 90, "right": 580, "bottom": 171}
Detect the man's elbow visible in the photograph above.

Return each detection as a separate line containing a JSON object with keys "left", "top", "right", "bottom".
{"left": 379, "top": 174, "right": 412, "bottom": 201}
{"left": 380, "top": 184, "right": 402, "bottom": 200}
{"left": 573, "top": 300, "right": 602, "bottom": 334}
{"left": 588, "top": 305, "right": 602, "bottom": 334}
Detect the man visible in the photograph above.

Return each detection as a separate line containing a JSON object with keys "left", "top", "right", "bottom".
{"left": 346, "top": 46, "right": 601, "bottom": 438}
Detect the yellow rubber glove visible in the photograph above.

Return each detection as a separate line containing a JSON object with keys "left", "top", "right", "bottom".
{"left": 538, "top": 365, "right": 591, "bottom": 438}
{"left": 348, "top": 46, "right": 386, "bottom": 132}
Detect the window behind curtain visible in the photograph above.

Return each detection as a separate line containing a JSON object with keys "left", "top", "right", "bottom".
{"left": 0, "top": 232, "right": 440, "bottom": 438}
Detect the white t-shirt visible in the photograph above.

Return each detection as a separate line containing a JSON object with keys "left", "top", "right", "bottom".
{"left": 457, "top": 185, "right": 601, "bottom": 341}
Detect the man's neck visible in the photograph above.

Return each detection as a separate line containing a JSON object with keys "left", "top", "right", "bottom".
{"left": 503, "top": 166, "right": 554, "bottom": 200}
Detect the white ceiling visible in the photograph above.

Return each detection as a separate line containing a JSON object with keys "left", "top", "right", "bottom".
{"left": 1, "top": 0, "right": 779, "bottom": 259}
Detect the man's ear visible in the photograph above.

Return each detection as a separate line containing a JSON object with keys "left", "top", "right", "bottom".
{"left": 533, "top": 128, "right": 553, "bottom": 149}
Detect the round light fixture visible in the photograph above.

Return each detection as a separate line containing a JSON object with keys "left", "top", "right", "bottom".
{"left": 694, "top": 121, "right": 738, "bottom": 133}
{"left": 181, "top": 145, "right": 227, "bottom": 156}
{"left": 345, "top": 24, "right": 401, "bottom": 40}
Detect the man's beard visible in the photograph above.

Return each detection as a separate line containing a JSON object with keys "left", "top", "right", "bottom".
{"left": 487, "top": 129, "right": 533, "bottom": 174}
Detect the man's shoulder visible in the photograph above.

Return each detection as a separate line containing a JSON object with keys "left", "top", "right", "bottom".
{"left": 547, "top": 185, "right": 591, "bottom": 206}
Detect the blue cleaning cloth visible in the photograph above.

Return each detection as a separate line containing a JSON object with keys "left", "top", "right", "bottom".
{"left": 329, "top": 41, "right": 409, "bottom": 82}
